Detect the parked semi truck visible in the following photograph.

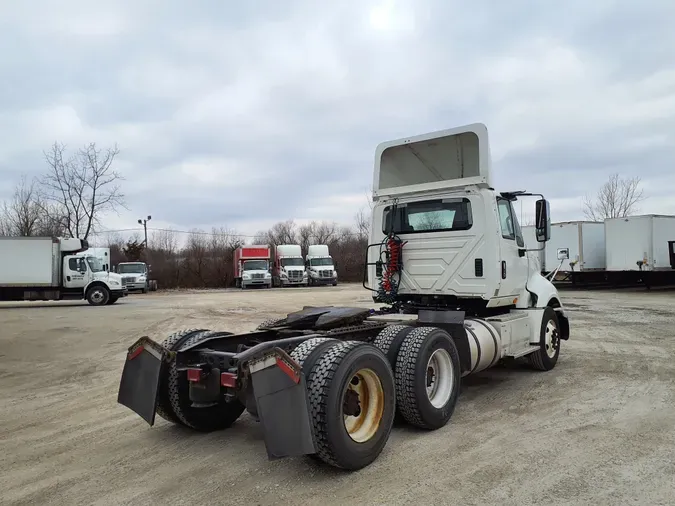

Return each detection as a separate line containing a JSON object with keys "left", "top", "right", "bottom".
{"left": 234, "top": 245, "right": 272, "bottom": 289}
{"left": 272, "top": 244, "right": 307, "bottom": 287}
{"left": 305, "top": 244, "right": 338, "bottom": 286}
{"left": 115, "top": 261, "right": 157, "bottom": 293}
{"left": 0, "top": 237, "right": 127, "bottom": 305}
{"left": 118, "top": 123, "right": 569, "bottom": 471}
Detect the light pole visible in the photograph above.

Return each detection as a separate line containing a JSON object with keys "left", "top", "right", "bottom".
{"left": 138, "top": 215, "right": 151, "bottom": 247}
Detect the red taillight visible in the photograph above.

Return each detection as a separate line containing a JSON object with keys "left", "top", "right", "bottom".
{"left": 220, "top": 372, "right": 237, "bottom": 388}
{"left": 186, "top": 368, "right": 202, "bottom": 382}
{"left": 128, "top": 346, "right": 144, "bottom": 361}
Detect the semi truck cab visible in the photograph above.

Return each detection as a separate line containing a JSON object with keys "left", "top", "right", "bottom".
{"left": 65, "top": 254, "right": 126, "bottom": 303}
{"left": 241, "top": 259, "right": 272, "bottom": 288}
{"left": 306, "top": 244, "right": 338, "bottom": 286}
{"left": 116, "top": 262, "right": 150, "bottom": 293}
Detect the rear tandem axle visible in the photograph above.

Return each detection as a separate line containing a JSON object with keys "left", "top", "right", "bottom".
{"left": 117, "top": 304, "right": 567, "bottom": 471}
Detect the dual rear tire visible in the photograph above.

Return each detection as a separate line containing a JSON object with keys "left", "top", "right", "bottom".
{"left": 290, "top": 338, "right": 396, "bottom": 470}
{"left": 374, "top": 325, "right": 462, "bottom": 429}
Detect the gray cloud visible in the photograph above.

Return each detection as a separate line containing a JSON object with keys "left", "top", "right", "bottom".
{"left": 1, "top": 0, "right": 674, "bottom": 238}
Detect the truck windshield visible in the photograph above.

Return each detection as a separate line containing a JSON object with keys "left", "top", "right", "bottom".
{"left": 383, "top": 198, "right": 473, "bottom": 234}
{"left": 118, "top": 264, "right": 146, "bottom": 274}
{"left": 86, "top": 257, "right": 105, "bottom": 273}
{"left": 243, "top": 260, "right": 268, "bottom": 271}
{"left": 310, "top": 258, "right": 333, "bottom": 266}
{"left": 280, "top": 258, "right": 304, "bottom": 267}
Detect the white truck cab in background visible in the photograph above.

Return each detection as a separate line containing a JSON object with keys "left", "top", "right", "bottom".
{"left": 306, "top": 244, "right": 338, "bottom": 286}
{"left": 75, "top": 247, "right": 111, "bottom": 272}
{"left": 115, "top": 262, "right": 151, "bottom": 293}
{"left": 273, "top": 244, "right": 307, "bottom": 287}
{"left": 0, "top": 237, "right": 126, "bottom": 305}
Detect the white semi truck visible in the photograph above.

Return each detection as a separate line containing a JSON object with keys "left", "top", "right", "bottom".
{"left": 116, "top": 261, "right": 153, "bottom": 293}
{"left": 118, "top": 123, "right": 569, "bottom": 472}
{"left": 305, "top": 244, "right": 338, "bottom": 286}
{"left": 272, "top": 244, "right": 307, "bottom": 287}
{"left": 0, "top": 237, "right": 127, "bottom": 305}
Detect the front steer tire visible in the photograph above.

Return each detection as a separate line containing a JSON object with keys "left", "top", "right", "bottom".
{"left": 306, "top": 341, "right": 396, "bottom": 470}
{"left": 156, "top": 329, "right": 245, "bottom": 431}
{"left": 394, "top": 326, "right": 461, "bottom": 430}
{"left": 86, "top": 285, "right": 110, "bottom": 306}
{"left": 528, "top": 306, "right": 561, "bottom": 371}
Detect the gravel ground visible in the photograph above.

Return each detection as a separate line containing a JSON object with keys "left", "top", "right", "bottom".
{"left": 1, "top": 284, "right": 674, "bottom": 506}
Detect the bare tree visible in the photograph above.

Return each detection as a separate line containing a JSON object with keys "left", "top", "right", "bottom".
{"left": 0, "top": 176, "right": 66, "bottom": 236}
{"left": 40, "top": 142, "right": 126, "bottom": 240}
{"left": 583, "top": 174, "right": 645, "bottom": 221}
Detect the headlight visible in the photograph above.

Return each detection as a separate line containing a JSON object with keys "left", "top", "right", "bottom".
{"left": 243, "top": 274, "right": 251, "bottom": 279}
{"left": 109, "top": 280, "right": 120, "bottom": 286}
{"left": 303, "top": 272, "right": 308, "bottom": 278}
{"left": 265, "top": 273, "right": 271, "bottom": 278}
{"left": 138, "top": 276, "right": 146, "bottom": 282}
{"left": 281, "top": 272, "right": 288, "bottom": 278}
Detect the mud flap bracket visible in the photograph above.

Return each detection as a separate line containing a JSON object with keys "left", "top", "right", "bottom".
{"left": 249, "top": 348, "right": 317, "bottom": 460}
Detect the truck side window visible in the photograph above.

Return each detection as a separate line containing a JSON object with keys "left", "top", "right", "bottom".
{"left": 497, "top": 199, "right": 515, "bottom": 240}
{"left": 497, "top": 199, "right": 526, "bottom": 247}
{"left": 68, "top": 258, "right": 78, "bottom": 271}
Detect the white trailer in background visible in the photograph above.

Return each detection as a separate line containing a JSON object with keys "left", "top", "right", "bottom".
{"left": 605, "top": 214, "right": 675, "bottom": 272}
{"left": 76, "top": 247, "right": 111, "bottom": 272}
{"left": 544, "top": 221, "right": 605, "bottom": 274}
{"left": 522, "top": 225, "right": 545, "bottom": 272}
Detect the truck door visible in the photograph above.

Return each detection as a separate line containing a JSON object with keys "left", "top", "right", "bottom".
{"left": 64, "top": 257, "right": 88, "bottom": 289}
{"left": 496, "top": 198, "right": 529, "bottom": 299}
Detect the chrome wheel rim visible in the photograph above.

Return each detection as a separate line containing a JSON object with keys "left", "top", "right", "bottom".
{"left": 545, "top": 320, "right": 559, "bottom": 358}
{"left": 426, "top": 348, "right": 454, "bottom": 408}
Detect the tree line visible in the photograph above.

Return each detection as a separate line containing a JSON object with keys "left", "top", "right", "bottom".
{"left": 1, "top": 138, "right": 649, "bottom": 289}
{"left": 104, "top": 216, "right": 371, "bottom": 289}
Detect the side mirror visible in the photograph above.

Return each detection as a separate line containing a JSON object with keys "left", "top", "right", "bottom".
{"left": 535, "top": 199, "right": 551, "bottom": 242}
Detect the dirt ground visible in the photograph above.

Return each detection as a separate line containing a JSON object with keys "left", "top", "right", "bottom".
{"left": 1, "top": 284, "right": 674, "bottom": 506}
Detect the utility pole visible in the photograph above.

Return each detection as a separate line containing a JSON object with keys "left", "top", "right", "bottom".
{"left": 138, "top": 215, "right": 151, "bottom": 247}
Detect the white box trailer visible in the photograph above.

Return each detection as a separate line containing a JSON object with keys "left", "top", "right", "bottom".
{"left": 605, "top": 214, "right": 675, "bottom": 271}
{"left": 522, "top": 225, "right": 545, "bottom": 271}
{"left": 544, "top": 221, "right": 605, "bottom": 272}
{"left": 0, "top": 236, "right": 127, "bottom": 305}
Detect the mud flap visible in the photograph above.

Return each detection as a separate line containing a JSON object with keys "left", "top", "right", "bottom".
{"left": 117, "top": 337, "right": 170, "bottom": 426}
{"left": 249, "top": 348, "right": 317, "bottom": 460}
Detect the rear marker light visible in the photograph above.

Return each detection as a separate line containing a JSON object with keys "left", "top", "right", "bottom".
{"left": 186, "top": 368, "right": 202, "bottom": 382}
{"left": 276, "top": 357, "right": 300, "bottom": 384}
{"left": 221, "top": 372, "right": 237, "bottom": 388}
{"left": 128, "top": 346, "right": 144, "bottom": 361}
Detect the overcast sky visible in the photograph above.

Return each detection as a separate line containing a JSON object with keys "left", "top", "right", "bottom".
{"left": 1, "top": 0, "right": 674, "bottom": 241}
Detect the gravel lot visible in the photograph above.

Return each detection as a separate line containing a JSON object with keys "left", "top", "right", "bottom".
{"left": 1, "top": 284, "right": 674, "bottom": 505}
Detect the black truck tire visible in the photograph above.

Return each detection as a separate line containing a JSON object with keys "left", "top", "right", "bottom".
{"left": 86, "top": 285, "right": 110, "bottom": 306}
{"left": 306, "top": 340, "right": 396, "bottom": 470}
{"left": 394, "top": 326, "right": 461, "bottom": 430}
{"left": 528, "top": 306, "right": 561, "bottom": 371}
{"left": 156, "top": 329, "right": 245, "bottom": 431}
{"left": 290, "top": 337, "right": 338, "bottom": 372}
{"left": 255, "top": 317, "right": 288, "bottom": 330}
{"left": 106, "top": 295, "right": 119, "bottom": 305}
{"left": 373, "top": 324, "right": 416, "bottom": 368}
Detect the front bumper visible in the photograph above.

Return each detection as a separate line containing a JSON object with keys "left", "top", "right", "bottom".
{"left": 281, "top": 277, "right": 307, "bottom": 286}
{"left": 126, "top": 282, "right": 147, "bottom": 291}
{"left": 243, "top": 278, "right": 272, "bottom": 288}
{"left": 310, "top": 276, "right": 337, "bottom": 285}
